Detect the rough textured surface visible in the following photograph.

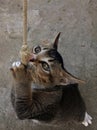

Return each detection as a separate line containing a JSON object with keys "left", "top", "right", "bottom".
{"left": 0, "top": 0, "right": 97, "bottom": 129}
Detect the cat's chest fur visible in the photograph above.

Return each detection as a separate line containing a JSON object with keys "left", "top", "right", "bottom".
{"left": 31, "top": 83, "right": 62, "bottom": 106}
{"left": 30, "top": 84, "right": 63, "bottom": 123}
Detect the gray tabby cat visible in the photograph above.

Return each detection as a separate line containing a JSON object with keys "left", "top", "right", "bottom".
{"left": 10, "top": 33, "right": 92, "bottom": 127}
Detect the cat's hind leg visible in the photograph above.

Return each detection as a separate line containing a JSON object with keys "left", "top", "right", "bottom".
{"left": 82, "top": 112, "right": 92, "bottom": 127}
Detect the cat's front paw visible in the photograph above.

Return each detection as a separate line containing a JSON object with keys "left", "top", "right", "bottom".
{"left": 12, "top": 61, "right": 21, "bottom": 68}
{"left": 82, "top": 112, "right": 92, "bottom": 127}
{"left": 10, "top": 61, "right": 26, "bottom": 80}
{"left": 10, "top": 61, "right": 32, "bottom": 82}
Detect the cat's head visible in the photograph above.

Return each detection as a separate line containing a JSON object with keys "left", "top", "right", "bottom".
{"left": 29, "top": 33, "right": 84, "bottom": 89}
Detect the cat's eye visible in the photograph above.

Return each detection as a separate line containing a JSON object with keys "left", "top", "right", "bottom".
{"left": 34, "top": 46, "right": 41, "bottom": 54}
{"left": 41, "top": 62, "right": 50, "bottom": 72}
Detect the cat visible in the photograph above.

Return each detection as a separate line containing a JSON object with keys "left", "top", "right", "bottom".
{"left": 10, "top": 33, "right": 92, "bottom": 127}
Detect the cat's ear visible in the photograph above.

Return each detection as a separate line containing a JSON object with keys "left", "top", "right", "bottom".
{"left": 59, "top": 70, "right": 85, "bottom": 85}
{"left": 53, "top": 32, "right": 61, "bottom": 50}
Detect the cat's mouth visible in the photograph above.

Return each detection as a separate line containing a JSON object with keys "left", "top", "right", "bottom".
{"left": 29, "top": 58, "right": 35, "bottom": 62}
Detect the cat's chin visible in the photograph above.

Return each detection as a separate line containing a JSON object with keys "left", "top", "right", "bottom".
{"left": 27, "top": 62, "right": 36, "bottom": 70}
{"left": 31, "top": 83, "right": 47, "bottom": 89}
{"left": 31, "top": 83, "right": 55, "bottom": 91}
{"left": 31, "top": 83, "right": 63, "bottom": 92}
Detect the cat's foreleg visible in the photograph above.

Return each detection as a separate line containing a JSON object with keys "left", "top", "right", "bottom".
{"left": 10, "top": 61, "right": 33, "bottom": 119}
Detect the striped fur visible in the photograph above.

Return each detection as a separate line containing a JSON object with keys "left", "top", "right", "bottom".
{"left": 10, "top": 33, "right": 92, "bottom": 126}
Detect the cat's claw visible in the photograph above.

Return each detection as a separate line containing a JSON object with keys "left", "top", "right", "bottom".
{"left": 82, "top": 112, "right": 92, "bottom": 127}
{"left": 12, "top": 61, "right": 21, "bottom": 67}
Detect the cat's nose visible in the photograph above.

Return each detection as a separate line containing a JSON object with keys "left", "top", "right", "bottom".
{"left": 29, "top": 53, "right": 36, "bottom": 62}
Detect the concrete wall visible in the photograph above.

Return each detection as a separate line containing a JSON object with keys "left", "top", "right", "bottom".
{"left": 0, "top": 0, "right": 97, "bottom": 129}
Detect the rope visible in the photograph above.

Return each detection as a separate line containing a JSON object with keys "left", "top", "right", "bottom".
{"left": 20, "top": 0, "right": 31, "bottom": 65}
{"left": 23, "top": 0, "right": 27, "bottom": 45}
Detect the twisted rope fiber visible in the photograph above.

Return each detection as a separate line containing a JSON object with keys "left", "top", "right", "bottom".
{"left": 23, "top": 0, "right": 27, "bottom": 45}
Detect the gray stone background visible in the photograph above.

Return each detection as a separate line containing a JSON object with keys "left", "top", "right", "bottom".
{"left": 0, "top": 0, "right": 97, "bottom": 130}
